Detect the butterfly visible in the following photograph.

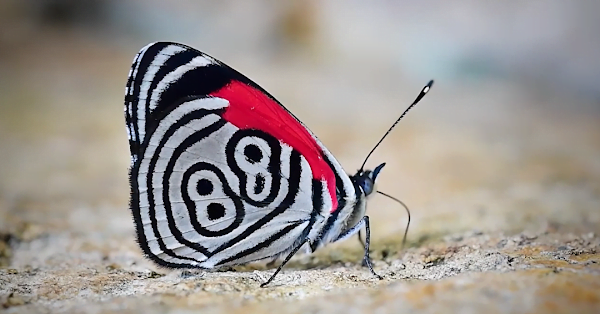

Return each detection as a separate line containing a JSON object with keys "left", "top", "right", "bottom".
{"left": 125, "top": 42, "right": 432, "bottom": 287}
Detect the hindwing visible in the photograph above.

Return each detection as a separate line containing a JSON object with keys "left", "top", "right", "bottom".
{"left": 125, "top": 42, "right": 356, "bottom": 268}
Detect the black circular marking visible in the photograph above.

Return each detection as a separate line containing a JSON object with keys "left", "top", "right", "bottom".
{"left": 145, "top": 109, "right": 225, "bottom": 261}
{"left": 226, "top": 129, "right": 283, "bottom": 207}
{"left": 207, "top": 203, "right": 226, "bottom": 220}
{"left": 244, "top": 144, "right": 263, "bottom": 163}
{"left": 196, "top": 178, "right": 213, "bottom": 196}
{"left": 181, "top": 162, "right": 245, "bottom": 238}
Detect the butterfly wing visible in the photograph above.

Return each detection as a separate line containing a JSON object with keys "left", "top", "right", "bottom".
{"left": 125, "top": 42, "right": 356, "bottom": 268}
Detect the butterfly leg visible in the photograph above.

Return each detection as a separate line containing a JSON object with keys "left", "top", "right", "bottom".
{"left": 332, "top": 216, "right": 382, "bottom": 280}
{"left": 357, "top": 231, "right": 369, "bottom": 267}
{"left": 358, "top": 230, "right": 366, "bottom": 249}
{"left": 260, "top": 238, "right": 310, "bottom": 288}
{"left": 360, "top": 216, "right": 382, "bottom": 280}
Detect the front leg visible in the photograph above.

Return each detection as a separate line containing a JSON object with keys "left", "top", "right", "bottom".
{"left": 357, "top": 231, "right": 370, "bottom": 267}
{"left": 360, "top": 216, "right": 382, "bottom": 279}
{"left": 358, "top": 230, "right": 366, "bottom": 250}
{"left": 333, "top": 215, "right": 382, "bottom": 280}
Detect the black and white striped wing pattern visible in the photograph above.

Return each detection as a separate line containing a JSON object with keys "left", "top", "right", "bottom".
{"left": 124, "top": 42, "right": 356, "bottom": 269}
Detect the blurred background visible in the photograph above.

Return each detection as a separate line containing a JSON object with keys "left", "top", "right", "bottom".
{"left": 0, "top": 0, "right": 599, "bottom": 264}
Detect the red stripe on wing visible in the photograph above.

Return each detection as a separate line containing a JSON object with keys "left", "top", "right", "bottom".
{"left": 211, "top": 81, "right": 338, "bottom": 210}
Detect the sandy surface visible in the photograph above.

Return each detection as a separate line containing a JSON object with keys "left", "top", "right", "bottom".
{"left": 1, "top": 36, "right": 599, "bottom": 313}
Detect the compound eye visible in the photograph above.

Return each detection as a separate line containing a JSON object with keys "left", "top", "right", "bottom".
{"left": 360, "top": 178, "right": 374, "bottom": 196}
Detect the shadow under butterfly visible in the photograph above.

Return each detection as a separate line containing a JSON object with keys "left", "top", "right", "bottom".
{"left": 124, "top": 42, "right": 433, "bottom": 287}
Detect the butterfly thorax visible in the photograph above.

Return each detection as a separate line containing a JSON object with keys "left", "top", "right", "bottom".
{"left": 309, "top": 163, "right": 385, "bottom": 249}
{"left": 340, "top": 163, "right": 385, "bottom": 233}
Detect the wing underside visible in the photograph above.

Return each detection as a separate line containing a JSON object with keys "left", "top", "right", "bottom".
{"left": 125, "top": 42, "right": 356, "bottom": 267}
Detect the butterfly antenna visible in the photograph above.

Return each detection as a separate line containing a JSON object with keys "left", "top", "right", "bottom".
{"left": 359, "top": 80, "right": 434, "bottom": 172}
{"left": 377, "top": 190, "right": 410, "bottom": 249}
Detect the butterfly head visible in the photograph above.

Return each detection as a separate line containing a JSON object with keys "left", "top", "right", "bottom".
{"left": 354, "top": 162, "right": 386, "bottom": 197}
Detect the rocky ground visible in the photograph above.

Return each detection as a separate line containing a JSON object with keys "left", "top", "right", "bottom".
{"left": 1, "top": 36, "right": 599, "bottom": 313}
